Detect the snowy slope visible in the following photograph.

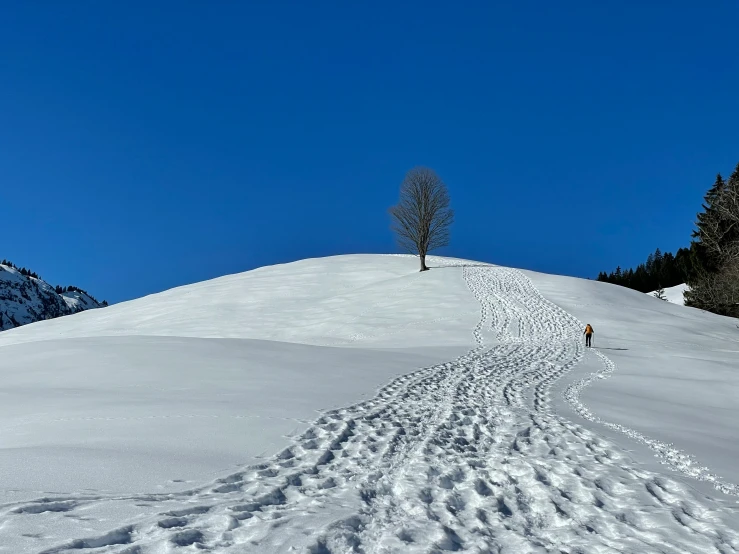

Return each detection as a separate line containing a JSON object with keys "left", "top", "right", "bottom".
{"left": 647, "top": 282, "right": 689, "bottom": 305}
{"left": 0, "top": 264, "right": 104, "bottom": 331}
{"left": 0, "top": 256, "right": 478, "bottom": 348}
{"left": 0, "top": 255, "right": 738, "bottom": 553}
{"left": 525, "top": 272, "right": 738, "bottom": 493}
{"left": 61, "top": 289, "right": 101, "bottom": 311}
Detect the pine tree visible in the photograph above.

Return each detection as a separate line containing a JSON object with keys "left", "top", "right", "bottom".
{"left": 653, "top": 248, "right": 663, "bottom": 268}
{"left": 596, "top": 247, "right": 693, "bottom": 293}
{"left": 691, "top": 174, "right": 728, "bottom": 273}
{"left": 725, "top": 162, "right": 739, "bottom": 245}
{"left": 625, "top": 268, "right": 635, "bottom": 287}
{"left": 686, "top": 163, "right": 739, "bottom": 315}
{"left": 654, "top": 286, "right": 667, "bottom": 301}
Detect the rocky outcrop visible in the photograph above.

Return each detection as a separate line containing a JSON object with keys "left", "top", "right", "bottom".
{"left": 0, "top": 263, "right": 105, "bottom": 331}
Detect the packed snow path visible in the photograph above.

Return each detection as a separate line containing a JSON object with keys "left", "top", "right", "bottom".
{"left": 4, "top": 265, "right": 739, "bottom": 553}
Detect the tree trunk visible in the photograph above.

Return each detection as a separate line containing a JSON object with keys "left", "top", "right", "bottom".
{"left": 420, "top": 253, "right": 429, "bottom": 271}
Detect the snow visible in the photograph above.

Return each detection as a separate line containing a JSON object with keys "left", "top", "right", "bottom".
{"left": 0, "top": 255, "right": 738, "bottom": 553}
{"left": 648, "top": 282, "right": 689, "bottom": 305}
{"left": 0, "top": 256, "right": 478, "bottom": 348}
{"left": 0, "top": 336, "right": 459, "bottom": 493}
{"left": 0, "top": 264, "right": 102, "bottom": 331}
{"left": 525, "top": 272, "right": 739, "bottom": 492}
{"left": 61, "top": 290, "right": 100, "bottom": 311}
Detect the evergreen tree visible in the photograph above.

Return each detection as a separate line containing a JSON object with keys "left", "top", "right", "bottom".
{"left": 691, "top": 174, "right": 728, "bottom": 273}
{"left": 645, "top": 253, "right": 654, "bottom": 275}
{"left": 654, "top": 248, "right": 663, "bottom": 270}
{"left": 597, "top": 247, "right": 692, "bottom": 293}
{"left": 726, "top": 162, "right": 739, "bottom": 244}
{"left": 598, "top": 162, "right": 738, "bottom": 315}
{"left": 686, "top": 162, "right": 739, "bottom": 315}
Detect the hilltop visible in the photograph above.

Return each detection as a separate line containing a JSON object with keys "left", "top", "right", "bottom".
{"left": 0, "top": 255, "right": 737, "bottom": 553}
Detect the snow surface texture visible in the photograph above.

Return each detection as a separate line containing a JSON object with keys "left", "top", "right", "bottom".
{"left": 0, "top": 264, "right": 103, "bottom": 331}
{"left": 528, "top": 273, "right": 739, "bottom": 492}
{"left": 0, "top": 255, "right": 738, "bottom": 553}
{"left": 647, "top": 283, "right": 689, "bottom": 305}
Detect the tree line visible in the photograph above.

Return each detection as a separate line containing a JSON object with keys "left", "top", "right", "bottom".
{"left": 597, "top": 247, "right": 696, "bottom": 294}
{"left": 55, "top": 284, "right": 91, "bottom": 296}
{"left": 1, "top": 258, "right": 107, "bottom": 306}
{"left": 1, "top": 260, "right": 40, "bottom": 279}
{"left": 597, "top": 162, "right": 739, "bottom": 317}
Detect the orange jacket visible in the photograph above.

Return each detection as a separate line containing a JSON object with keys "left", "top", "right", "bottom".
{"left": 584, "top": 324, "right": 594, "bottom": 335}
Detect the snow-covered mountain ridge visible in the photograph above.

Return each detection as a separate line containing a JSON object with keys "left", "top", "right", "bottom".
{"left": 0, "top": 262, "right": 105, "bottom": 331}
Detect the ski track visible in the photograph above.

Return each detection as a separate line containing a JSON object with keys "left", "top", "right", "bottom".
{"left": 3, "top": 262, "right": 739, "bottom": 553}
{"left": 564, "top": 350, "right": 739, "bottom": 497}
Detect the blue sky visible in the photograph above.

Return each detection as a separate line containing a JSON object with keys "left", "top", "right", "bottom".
{"left": 2, "top": 1, "right": 737, "bottom": 303}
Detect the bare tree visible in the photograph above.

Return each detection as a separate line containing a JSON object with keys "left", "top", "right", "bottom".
{"left": 714, "top": 179, "right": 739, "bottom": 265}
{"left": 697, "top": 187, "right": 739, "bottom": 267}
{"left": 685, "top": 263, "right": 739, "bottom": 317}
{"left": 687, "top": 173, "right": 739, "bottom": 317}
{"left": 389, "top": 167, "right": 454, "bottom": 271}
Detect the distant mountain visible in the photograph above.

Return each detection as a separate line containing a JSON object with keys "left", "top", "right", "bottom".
{"left": 0, "top": 261, "right": 106, "bottom": 331}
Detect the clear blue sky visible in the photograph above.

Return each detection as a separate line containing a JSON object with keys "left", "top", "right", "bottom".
{"left": 2, "top": 1, "right": 737, "bottom": 303}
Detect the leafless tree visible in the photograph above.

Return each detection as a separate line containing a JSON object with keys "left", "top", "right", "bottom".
{"left": 685, "top": 263, "right": 739, "bottom": 317}
{"left": 715, "top": 181, "right": 739, "bottom": 263}
{"left": 389, "top": 167, "right": 454, "bottom": 271}
{"left": 698, "top": 183, "right": 739, "bottom": 266}
{"left": 687, "top": 176, "right": 739, "bottom": 316}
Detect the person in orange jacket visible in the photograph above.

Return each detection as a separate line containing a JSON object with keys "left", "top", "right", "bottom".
{"left": 584, "top": 324, "right": 594, "bottom": 347}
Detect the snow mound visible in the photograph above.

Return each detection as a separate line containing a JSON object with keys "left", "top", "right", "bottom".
{"left": 0, "top": 255, "right": 478, "bottom": 349}
{"left": 648, "top": 283, "right": 690, "bottom": 305}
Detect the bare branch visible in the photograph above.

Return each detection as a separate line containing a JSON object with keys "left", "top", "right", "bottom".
{"left": 687, "top": 167, "right": 739, "bottom": 317}
{"left": 685, "top": 259, "right": 739, "bottom": 317}
{"left": 388, "top": 167, "right": 454, "bottom": 271}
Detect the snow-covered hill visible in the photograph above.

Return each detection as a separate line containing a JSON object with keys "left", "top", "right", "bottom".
{"left": 648, "top": 282, "right": 689, "bottom": 305}
{"left": 0, "top": 263, "right": 105, "bottom": 331}
{"left": 0, "top": 255, "right": 738, "bottom": 553}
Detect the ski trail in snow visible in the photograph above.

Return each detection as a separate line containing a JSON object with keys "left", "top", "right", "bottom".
{"left": 565, "top": 348, "right": 739, "bottom": 497}
{"left": 3, "top": 264, "right": 739, "bottom": 553}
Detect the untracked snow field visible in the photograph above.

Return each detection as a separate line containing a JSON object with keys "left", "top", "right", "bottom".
{"left": 0, "top": 255, "right": 737, "bottom": 553}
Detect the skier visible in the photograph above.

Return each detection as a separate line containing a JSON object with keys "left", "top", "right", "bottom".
{"left": 584, "top": 324, "right": 594, "bottom": 347}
